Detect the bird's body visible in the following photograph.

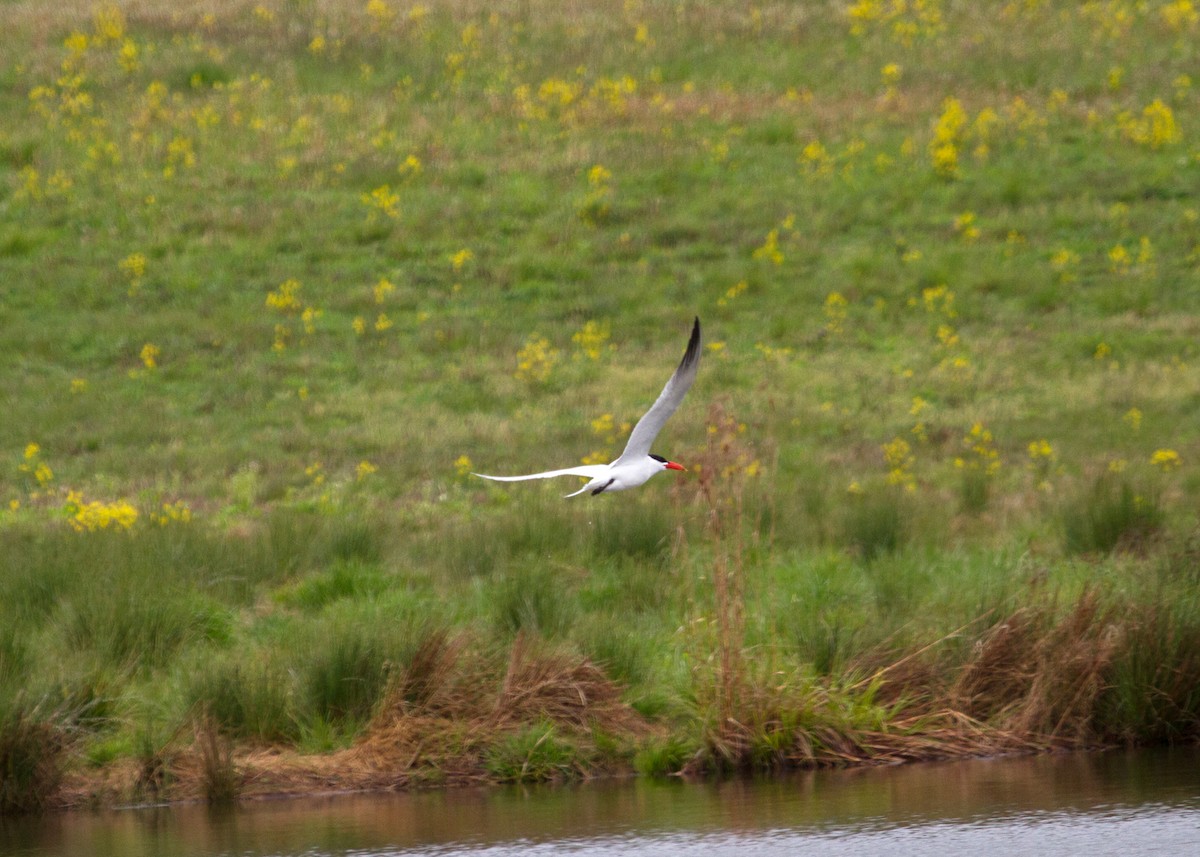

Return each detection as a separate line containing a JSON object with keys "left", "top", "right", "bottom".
{"left": 475, "top": 317, "right": 701, "bottom": 497}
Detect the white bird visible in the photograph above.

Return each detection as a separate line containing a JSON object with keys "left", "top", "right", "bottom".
{"left": 475, "top": 317, "right": 701, "bottom": 497}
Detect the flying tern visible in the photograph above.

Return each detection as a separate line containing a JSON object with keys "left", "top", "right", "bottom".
{"left": 475, "top": 317, "right": 701, "bottom": 497}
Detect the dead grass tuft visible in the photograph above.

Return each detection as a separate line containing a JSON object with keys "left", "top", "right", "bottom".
{"left": 193, "top": 714, "right": 241, "bottom": 803}
{"left": 492, "top": 633, "right": 644, "bottom": 733}
{"left": 0, "top": 704, "right": 71, "bottom": 814}
{"left": 952, "top": 591, "right": 1118, "bottom": 745}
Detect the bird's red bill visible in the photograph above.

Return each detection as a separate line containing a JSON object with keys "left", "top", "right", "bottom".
{"left": 665, "top": 461, "right": 685, "bottom": 471}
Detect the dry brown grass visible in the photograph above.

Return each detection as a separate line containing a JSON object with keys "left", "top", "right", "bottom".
{"left": 952, "top": 591, "right": 1119, "bottom": 744}
{"left": 0, "top": 706, "right": 71, "bottom": 814}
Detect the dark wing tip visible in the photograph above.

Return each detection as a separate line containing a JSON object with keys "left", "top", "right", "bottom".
{"left": 679, "top": 316, "right": 701, "bottom": 371}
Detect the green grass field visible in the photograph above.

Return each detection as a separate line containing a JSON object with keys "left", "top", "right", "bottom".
{"left": 2, "top": 0, "right": 1199, "bottom": 810}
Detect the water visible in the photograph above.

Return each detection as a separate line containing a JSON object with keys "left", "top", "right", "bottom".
{"left": 3, "top": 749, "right": 1198, "bottom": 857}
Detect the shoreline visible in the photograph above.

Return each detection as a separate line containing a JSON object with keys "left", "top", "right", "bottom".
{"left": 49, "top": 713, "right": 1114, "bottom": 814}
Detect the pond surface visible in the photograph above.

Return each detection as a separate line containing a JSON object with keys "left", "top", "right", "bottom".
{"left": 3, "top": 748, "right": 1199, "bottom": 856}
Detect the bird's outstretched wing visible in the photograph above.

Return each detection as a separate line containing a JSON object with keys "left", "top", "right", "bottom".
{"left": 473, "top": 465, "right": 608, "bottom": 483}
{"left": 613, "top": 317, "right": 701, "bottom": 465}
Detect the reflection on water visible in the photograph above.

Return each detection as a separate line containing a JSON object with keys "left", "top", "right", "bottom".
{"left": 2, "top": 748, "right": 1199, "bottom": 857}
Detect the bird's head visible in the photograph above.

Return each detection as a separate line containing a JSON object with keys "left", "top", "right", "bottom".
{"left": 650, "top": 453, "right": 686, "bottom": 472}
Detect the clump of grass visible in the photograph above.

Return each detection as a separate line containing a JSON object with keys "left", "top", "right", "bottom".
{"left": 1062, "top": 476, "right": 1163, "bottom": 554}
{"left": 302, "top": 629, "right": 391, "bottom": 729}
{"left": 130, "top": 716, "right": 179, "bottom": 800}
{"left": 60, "top": 588, "right": 230, "bottom": 670}
{"left": 952, "top": 591, "right": 1125, "bottom": 744}
{"left": 484, "top": 720, "right": 581, "bottom": 783}
{"left": 573, "top": 616, "right": 657, "bottom": 687}
{"left": 796, "top": 615, "right": 861, "bottom": 676}
{"left": 493, "top": 565, "right": 575, "bottom": 638}
{"left": 842, "top": 490, "right": 908, "bottom": 560}
{"left": 958, "top": 469, "right": 991, "bottom": 515}
{"left": 275, "top": 560, "right": 391, "bottom": 611}
{"left": 347, "top": 634, "right": 647, "bottom": 788}
{"left": 193, "top": 714, "right": 239, "bottom": 804}
{"left": 1093, "top": 597, "right": 1200, "bottom": 744}
{"left": 387, "top": 626, "right": 464, "bottom": 712}
{"left": 634, "top": 735, "right": 698, "bottom": 777}
{"left": 0, "top": 698, "right": 70, "bottom": 814}
{"left": 586, "top": 503, "right": 676, "bottom": 564}
{"left": 183, "top": 656, "right": 297, "bottom": 744}
{"left": 494, "top": 635, "right": 639, "bottom": 732}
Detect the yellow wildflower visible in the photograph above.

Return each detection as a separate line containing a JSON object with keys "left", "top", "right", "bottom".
{"left": 953, "top": 212, "right": 980, "bottom": 242}
{"left": 922, "top": 284, "right": 956, "bottom": 318}
{"left": 930, "top": 97, "right": 967, "bottom": 178}
{"left": 366, "top": 0, "right": 393, "bottom": 28}
{"left": 119, "top": 252, "right": 147, "bottom": 282}
{"left": 92, "top": 4, "right": 125, "bottom": 43}
{"left": 591, "top": 413, "right": 614, "bottom": 437}
{"left": 1050, "top": 248, "right": 1079, "bottom": 283}
{"left": 1150, "top": 449, "right": 1181, "bottom": 471}
{"left": 958, "top": 422, "right": 1001, "bottom": 476}
{"left": 718, "top": 280, "right": 748, "bottom": 307}
{"left": 302, "top": 306, "right": 321, "bottom": 335}
{"left": 587, "top": 165, "right": 612, "bottom": 187}
{"left": 140, "top": 343, "right": 160, "bottom": 369}
{"left": 882, "top": 436, "right": 916, "bottom": 491}
{"left": 152, "top": 501, "right": 192, "bottom": 526}
{"left": 936, "top": 324, "right": 959, "bottom": 349}
{"left": 800, "top": 140, "right": 832, "bottom": 175}
{"left": 267, "top": 279, "right": 301, "bottom": 312}
{"left": 752, "top": 229, "right": 784, "bottom": 265}
{"left": 399, "top": 154, "right": 422, "bottom": 176}
{"left": 1117, "top": 99, "right": 1181, "bottom": 148}
{"left": 824, "top": 291, "right": 848, "bottom": 335}
{"left": 118, "top": 38, "right": 139, "bottom": 72}
{"left": 361, "top": 185, "right": 400, "bottom": 219}
{"left": 65, "top": 491, "right": 138, "bottom": 532}
{"left": 1161, "top": 0, "right": 1199, "bottom": 29}
{"left": 515, "top": 334, "right": 559, "bottom": 382}
{"left": 1027, "top": 439, "right": 1054, "bottom": 461}
{"left": 572, "top": 321, "right": 612, "bottom": 360}
{"left": 373, "top": 278, "right": 395, "bottom": 304}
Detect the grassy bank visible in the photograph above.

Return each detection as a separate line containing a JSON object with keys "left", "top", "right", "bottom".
{"left": 2, "top": 0, "right": 1199, "bottom": 811}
